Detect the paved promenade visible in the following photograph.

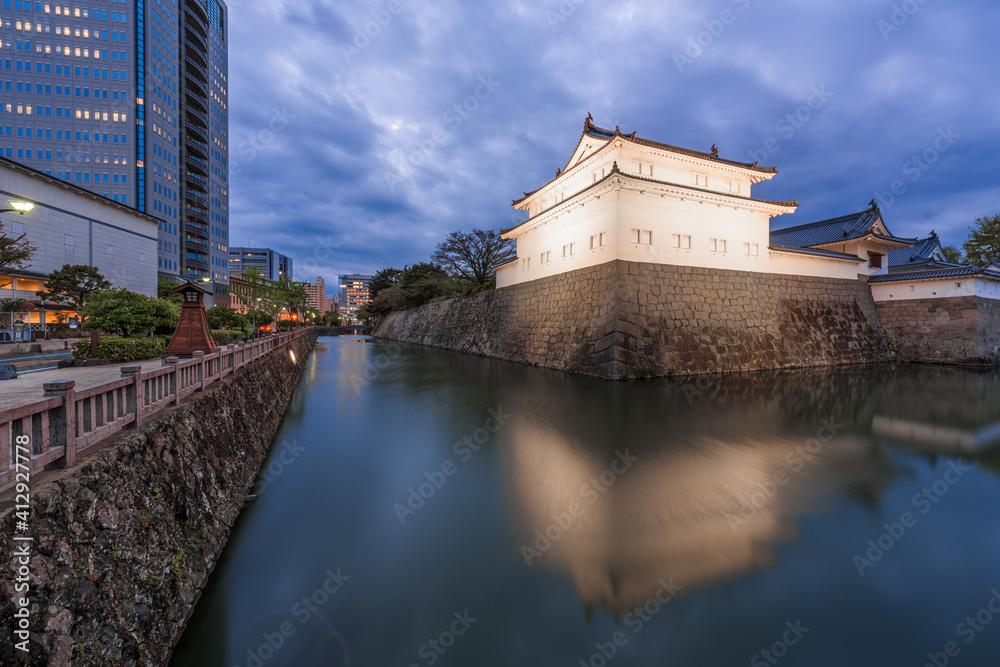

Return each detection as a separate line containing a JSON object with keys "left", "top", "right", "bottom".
{"left": 0, "top": 359, "right": 164, "bottom": 410}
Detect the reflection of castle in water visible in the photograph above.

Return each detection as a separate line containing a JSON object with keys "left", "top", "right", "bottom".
{"left": 498, "top": 364, "right": 1000, "bottom": 616}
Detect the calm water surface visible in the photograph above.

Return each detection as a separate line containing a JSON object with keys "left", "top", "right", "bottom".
{"left": 171, "top": 336, "right": 1000, "bottom": 667}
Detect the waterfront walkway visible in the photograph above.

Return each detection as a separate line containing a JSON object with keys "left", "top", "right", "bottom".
{"left": 0, "top": 359, "right": 163, "bottom": 410}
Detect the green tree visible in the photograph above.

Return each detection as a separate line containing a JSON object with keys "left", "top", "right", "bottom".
{"left": 941, "top": 245, "right": 964, "bottom": 264}
{"left": 396, "top": 263, "right": 460, "bottom": 310}
{"left": 0, "top": 297, "right": 28, "bottom": 312}
{"left": 241, "top": 271, "right": 279, "bottom": 329}
{"left": 321, "top": 311, "right": 342, "bottom": 327}
{"left": 273, "top": 277, "right": 308, "bottom": 327}
{"left": 206, "top": 305, "right": 248, "bottom": 330}
{"left": 157, "top": 277, "right": 184, "bottom": 304}
{"left": 38, "top": 264, "right": 111, "bottom": 322}
{"left": 962, "top": 213, "right": 1000, "bottom": 266}
{"left": 0, "top": 230, "right": 35, "bottom": 285}
{"left": 368, "top": 267, "right": 401, "bottom": 300}
{"left": 152, "top": 299, "right": 180, "bottom": 335}
{"left": 81, "top": 288, "right": 160, "bottom": 337}
{"left": 431, "top": 229, "right": 515, "bottom": 287}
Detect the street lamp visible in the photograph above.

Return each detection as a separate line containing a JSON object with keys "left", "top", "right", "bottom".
{"left": 0, "top": 200, "right": 34, "bottom": 214}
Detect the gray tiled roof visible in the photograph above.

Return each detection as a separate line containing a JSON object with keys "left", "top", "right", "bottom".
{"left": 770, "top": 207, "right": 916, "bottom": 248}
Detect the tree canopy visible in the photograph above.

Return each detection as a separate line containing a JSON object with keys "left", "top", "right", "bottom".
{"left": 206, "top": 305, "right": 247, "bottom": 330}
{"left": 157, "top": 277, "right": 184, "bottom": 304}
{"left": 962, "top": 213, "right": 1000, "bottom": 266}
{"left": 0, "top": 230, "right": 35, "bottom": 280}
{"left": 38, "top": 264, "right": 111, "bottom": 321}
{"left": 82, "top": 288, "right": 162, "bottom": 337}
{"left": 431, "top": 229, "right": 515, "bottom": 286}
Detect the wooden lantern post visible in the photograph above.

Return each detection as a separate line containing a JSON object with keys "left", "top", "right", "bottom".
{"left": 164, "top": 281, "right": 217, "bottom": 356}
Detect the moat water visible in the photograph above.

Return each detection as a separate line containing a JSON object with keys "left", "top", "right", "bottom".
{"left": 171, "top": 336, "right": 1000, "bottom": 667}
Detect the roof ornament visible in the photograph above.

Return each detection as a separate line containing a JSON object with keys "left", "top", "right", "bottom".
{"left": 585, "top": 111, "right": 594, "bottom": 128}
{"left": 615, "top": 125, "right": 621, "bottom": 134}
{"left": 868, "top": 198, "right": 881, "bottom": 214}
{"left": 711, "top": 144, "right": 719, "bottom": 157}
{"left": 630, "top": 131, "right": 637, "bottom": 138}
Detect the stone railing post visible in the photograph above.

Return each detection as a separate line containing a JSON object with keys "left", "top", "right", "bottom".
{"left": 212, "top": 347, "right": 224, "bottom": 380}
{"left": 162, "top": 357, "right": 179, "bottom": 404}
{"left": 193, "top": 351, "right": 205, "bottom": 391}
{"left": 121, "top": 365, "right": 143, "bottom": 428}
{"left": 43, "top": 380, "right": 76, "bottom": 467}
{"left": 226, "top": 344, "right": 236, "bottom": 374}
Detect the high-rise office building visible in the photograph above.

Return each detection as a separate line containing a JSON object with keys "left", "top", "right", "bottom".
{"left": 0, "top": 0, "right": 230, "bottom": 301}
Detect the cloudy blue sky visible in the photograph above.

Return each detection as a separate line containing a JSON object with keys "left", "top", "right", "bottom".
{"left": 224, "top": 0, "right": 1000, "bottom": 284}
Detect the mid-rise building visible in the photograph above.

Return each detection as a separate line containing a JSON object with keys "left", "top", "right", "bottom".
{"left": 0, "top": 0, "right": 231, "bottom": 302}
{"left": 338, "top": 274, "right": 371, "bottom": 323}
{"left": 302, "top": 276, "right": 325, "bottom": 311}
{"left": 227, "top": 246, "right": 291, "bottom": 282}
{"left": 1, "top": 155, "right": 160, "bottom": 334}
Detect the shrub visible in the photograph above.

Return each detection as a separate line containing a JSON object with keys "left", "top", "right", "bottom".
{"left": 72, "top": 336, "right": 165, "bottom": 362}
{"left": 210, "top": 329, "right": 246, "bottom": 346}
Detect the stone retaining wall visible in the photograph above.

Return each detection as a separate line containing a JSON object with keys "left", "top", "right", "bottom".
{"left": 374, "top": 260, "right": 893, "bottom": 379}
{"left": 876, "top": 296, "right": 1000, "bottom": 365}
{"left": 0, "top": 332, "right": 317, "bottom": 666}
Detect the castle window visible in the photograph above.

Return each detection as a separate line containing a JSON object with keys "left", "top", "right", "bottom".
{"left": 711, "top": 238, "right": 727, "bottom": 253}
{"left": 693, "top": 173, "right": 708, "bottom": 187}
{"left": 563, "top": 243, "right": 576, "bottom": 258}
{"left": 743, "top": 242, "right": 759, "bottom": 256}
{"left": 729, "top": 181, "right": 741, "bottom": 194}
{"left": 672, "top": 234, "right": 689, "bottom": 249}
{"left": 540, "top": 251, "right": 551, "bottom": 265}
{"left": 637, "top": 162, "right": 654, "bottom": 177}
{"left": 868, "top": 252, "right": 883, "bottom": 269}
{"left": 590, "top": 232, "right": 606, "bottom": 249}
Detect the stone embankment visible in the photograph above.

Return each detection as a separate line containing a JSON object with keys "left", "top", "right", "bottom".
{"left": 876, "top": 296, "right": 1000, "bottom": 365}
{"left": 0, "top": 331, "right": 317, "bottom": 666}
{"left": 374, "top": 260, "right": 894, "bottom": 379}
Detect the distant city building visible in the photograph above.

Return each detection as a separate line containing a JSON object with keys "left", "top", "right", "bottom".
{"left": 0, "top": 156, "right": 160, "bottom": 332}
{"left": 228, "top": 247, "right": 292, "bottom": 282}
{"left": 0, "top": 0, "right": 232, "bottom": 302}
{"left": 303, "top": 276, "right": 328, "bottom": 312}
{"left": 338, "top": 274, "right": 372, "bottom": 323}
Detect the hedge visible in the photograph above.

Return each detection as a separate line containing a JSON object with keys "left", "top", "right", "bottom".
{"left": 211, "top": 329, "right": 249, "bottom": 346}
{"left": 72, "top": 336, "right": 166, "bottom": 362}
